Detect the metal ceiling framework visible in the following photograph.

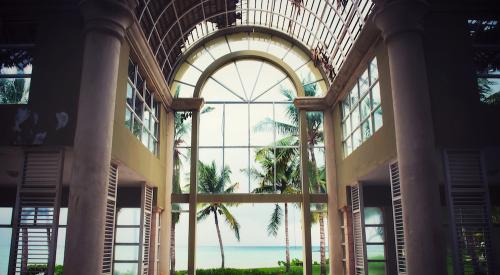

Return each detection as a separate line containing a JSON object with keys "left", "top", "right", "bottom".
{"left": 135, "top": 0, "right": 373, "bottom": 84}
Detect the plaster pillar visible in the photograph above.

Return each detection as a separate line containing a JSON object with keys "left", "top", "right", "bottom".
{"left": 64, "top": 1, "right": 133, "bottom": 273}
{"left": 323, "top": 110, "right": 343, "bottom": 275}
{"left": 374, "top": 1, "right": 446, "bottom": 274}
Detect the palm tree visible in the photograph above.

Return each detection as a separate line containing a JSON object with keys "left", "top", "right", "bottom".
{"left": 196, "top": 161, "right": 240, "bottom": 269}
{"left": 248, "top": 137, "right": 300, "bottom": 272}
{"left": 255, "top": 81, "right": 327, "bottom": 274}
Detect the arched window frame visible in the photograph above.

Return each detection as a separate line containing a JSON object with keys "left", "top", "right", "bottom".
{"left": 171, "top": 41, "right": 334, "bottom": 275}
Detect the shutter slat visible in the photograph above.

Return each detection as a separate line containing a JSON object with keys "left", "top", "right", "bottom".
{"left": 444, "top": 150, "right": 495, "bottom": 275}
{"left": 390, "top": 162, "right": 407, "bottom": 274}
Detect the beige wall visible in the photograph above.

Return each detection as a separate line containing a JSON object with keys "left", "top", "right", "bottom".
{"left": 111, "top": 42, "right": 169, "bottom": 208}
{"left": 333, "top": 40, "right": 397, "bottom": 207}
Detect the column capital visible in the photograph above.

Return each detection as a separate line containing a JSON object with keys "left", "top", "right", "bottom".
{"left": 373, "top": 0, "right": 429, "bottom": 42}
{"left": 80, "top": 0, "right": 136, "bottom": 41}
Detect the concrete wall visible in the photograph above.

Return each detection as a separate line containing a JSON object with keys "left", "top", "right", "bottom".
{"left": 333, "top": 40, "right": 397, "bottom": 207}
{"left": 112, "top": 42, "right": 169, "bottom": 208}
{"left": 0, "top": 12, "right": 83, "bottom": 146}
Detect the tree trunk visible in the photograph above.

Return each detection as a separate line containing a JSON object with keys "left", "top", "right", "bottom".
{"left": 284, "top": 203, "right": 290, "bottom": 272}
{"left": 308, "top": 146, "right": 327, "bottom": 274}
{"left": 319, "top": 212, "right": 326, "bottom": 275}
{"left": 214, "top": 210, "right": 225, "bottom": 269}
{"left": 170, "top": 221, "right": 176, "bottom": 275}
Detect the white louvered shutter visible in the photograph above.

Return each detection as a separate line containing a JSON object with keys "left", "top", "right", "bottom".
{"left": 9, "top": 150, "right": 64, "bottom": 275}
{"left": 444, "top": 150, "right": 495, "bottom": 275}
{"left": 351, "top": 184, "right": 367, "bottom": 275}
{"left": 389, "top": 162, "right": 407, "bottom": 274}
{"left": 102, "top": 163, "right": 118, "bottom": 274}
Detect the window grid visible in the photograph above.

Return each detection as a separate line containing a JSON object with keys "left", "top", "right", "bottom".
{"left": 341, "top": 57, "right": 382, "bottom": 157}
{"left": 126, "top": 59, "right": 160, "bottom": 156}
{"left": 0, "top": 47, "right": 33, "bottom": 104}
{"left": 364, "top": 207, "right": 387, "bottom": 273}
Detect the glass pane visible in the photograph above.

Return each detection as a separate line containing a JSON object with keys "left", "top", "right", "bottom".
{"left": 134, "top": 92, "right": 144, "bottom": 118}
{"left": 365, "top": 226, "right": 384, "bottom": 243}
{"left": 359, "top": 69, "right": 370, "bottom": 95}
{"left": 116, "top": 228, "right": 140, "bottom": 243}
{"left": 350, "top": 85, "right": 359, "bottom": 106}
{"left": 368, "top": 262, "right": 386, "bottom": 275}
{"left": 0, "top": 78, "right": 30, "bottom": 104}
{"left": 275, "top": 103, "right": 298, "bottom": 141}
{"left": 58, "top": 208, "right": 67, "bottom": 226}
{"left": 361, "top": 119, "right": 372, "bottom": 141}
{"left": 0, "top": 228, "right": 11, "bottom": 275}
{"left": 206, "top": 36, "right": 231, "bottom": 59}
{"left": 132, "top": 116, "right": 142, "bottom": 138}
{"left": 202, "top": 78, "right": 242, "bottom": 102}
{"left": 225, "top": 104, "right": 249, "bottom": 146}
{"left": 143, "top": 109, "right": 151, "bottom": 133}
{"left": 306, "top": 111, "right": 323, "bottom": 146}
{"left": 311, "top": 204, "right": 329, "bottom": 274}
{"left": 172, "top": 81, "right": 195, "bottom": 98}
{"left": 283, "top": 46, "right": 309, "bottom": 70}
{"left": 199, "top": 104, "right": 223, "bottom": 146}
{"left": 127, "top": 59, "right": 135, "bottom": 81}
{"left": 374, "top": 107, "right": 383, "bottom": 132}
{"left": 365, "top": 207, "right": 383, "bottom": 225}
{"left": 171, "top": 203, "right": 189, "bottom": 273}
{"left": 125, "top": 108, "right": 132, "bottom": 129}
{"left": 342, "top": 121, "right": 348, "bottom": 140}
{"left": 126, "top": 82, "right": 134, "bottom": 106}
{"left": 227, "top": 33, "right": 249, "bottom": 52}
{"left": 236, "top": 60, "right": 262, "bottom": 98}
{"left": 351, "top": 105, "right": 360, "bottom": 129}
{"left": 212, "top": 63, "right": 247, "bottom": 100}
{"left": 344, "top": 115, "right": 351, "bottom": 136}
{"left": 188, "top": 47, "right": 214, "bottom": 71}
{"left": 267, "top": 36, "right": 291, "bottom": 59}
{"left": 116, "top": 208, "right": 141, "bottom": 225}
{"left": 360, "top": 94, "right": 371, "bottom": 120}
{"left": 478, "top": 77, "right": 500, "bottom": 104}
{"left": 198, "top": 148, "right": 223, "bottom": 193}
{"left": 249, "top": 33, "right": 271, "bottom": 52}
{"left": 342, "top": 100, "right": 350, "bottom": 118}
{"left": 371, "top": 83, "right": 381, "bottom": 108}
{"left": 195, "top": 203, "right": 303, "bottom": 270}
{"left": 173, "top": 147, "right": 191, "bottom": 193}
{"left": 254, "top": 77, "right": 295, "bottom": 102}
{"left": 114, "top": 263, "right": 138, "bottom": 275}
{"left": 0, "top": 207, "right": 12, "bottom": 224}
{"left": 249, "top": 147, "right": 267, "bottom": 192}
{"left": 250, "top": 104, "right": 274, "bottom": 146}
{"left": 367, "top": 244, "right": 385, "bottom": 261}
{"left": 224, "top": 148, "right": 249, "bottom": 193}
{"left": 309, "top": 147, "right": 326, "bottom": 194}
{"left": 136, "top": 72, "right": 144, "bottom": 90}
{"left": 253, "top": 63, "right": 286, "bottom": 100}
{"left": 142, "top": 127, "right": 149, "bottom": 147}
{"left": 175, "top": 111, "right": 192, "bottom": 147}
{"left": 115, "top": 245, "right": 139, "bottom": 261}
{"left": 352, "top": 128, "right": 361, "bottom": 150}
{"left": 370, "top": 58, "right": 379, "bottom": 85}
{"left": 56, "top": 228, "right": 66, "bottom": 266}
{"left": 175, "top": 62, "right": 202, "bottom": 86}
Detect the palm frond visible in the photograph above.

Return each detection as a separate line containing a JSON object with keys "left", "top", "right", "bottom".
{"left": 267, "top": 204, "right": 282, "bottom": 237}
{"left": 197, "top": 206, "right": 212, "bottom": 222}
{"left": 219, "top": 204, "right": 241, "bottom": 241}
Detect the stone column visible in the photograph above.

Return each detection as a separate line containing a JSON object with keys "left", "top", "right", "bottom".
{"left": 64, "top": 1, "right": 133, "bottom": 274}
{"left": 323, "top": 110, "right": 343, "bottom": 275}
{"left": 374, "top": 1, "right": 446, "bottom": 274}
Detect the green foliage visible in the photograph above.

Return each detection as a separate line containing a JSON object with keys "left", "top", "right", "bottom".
{"left": 26, "top": 264, "right": 63, "bottom": 275}
{"left": 0, "top": 78, "right": 28, "bottom": 104}
{"left": 174, "top": 264, "right": 331, "bottom": 274}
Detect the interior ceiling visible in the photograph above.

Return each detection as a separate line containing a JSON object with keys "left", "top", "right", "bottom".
{"left": 135, "top": 0, "right": 373, "bottom": 84}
